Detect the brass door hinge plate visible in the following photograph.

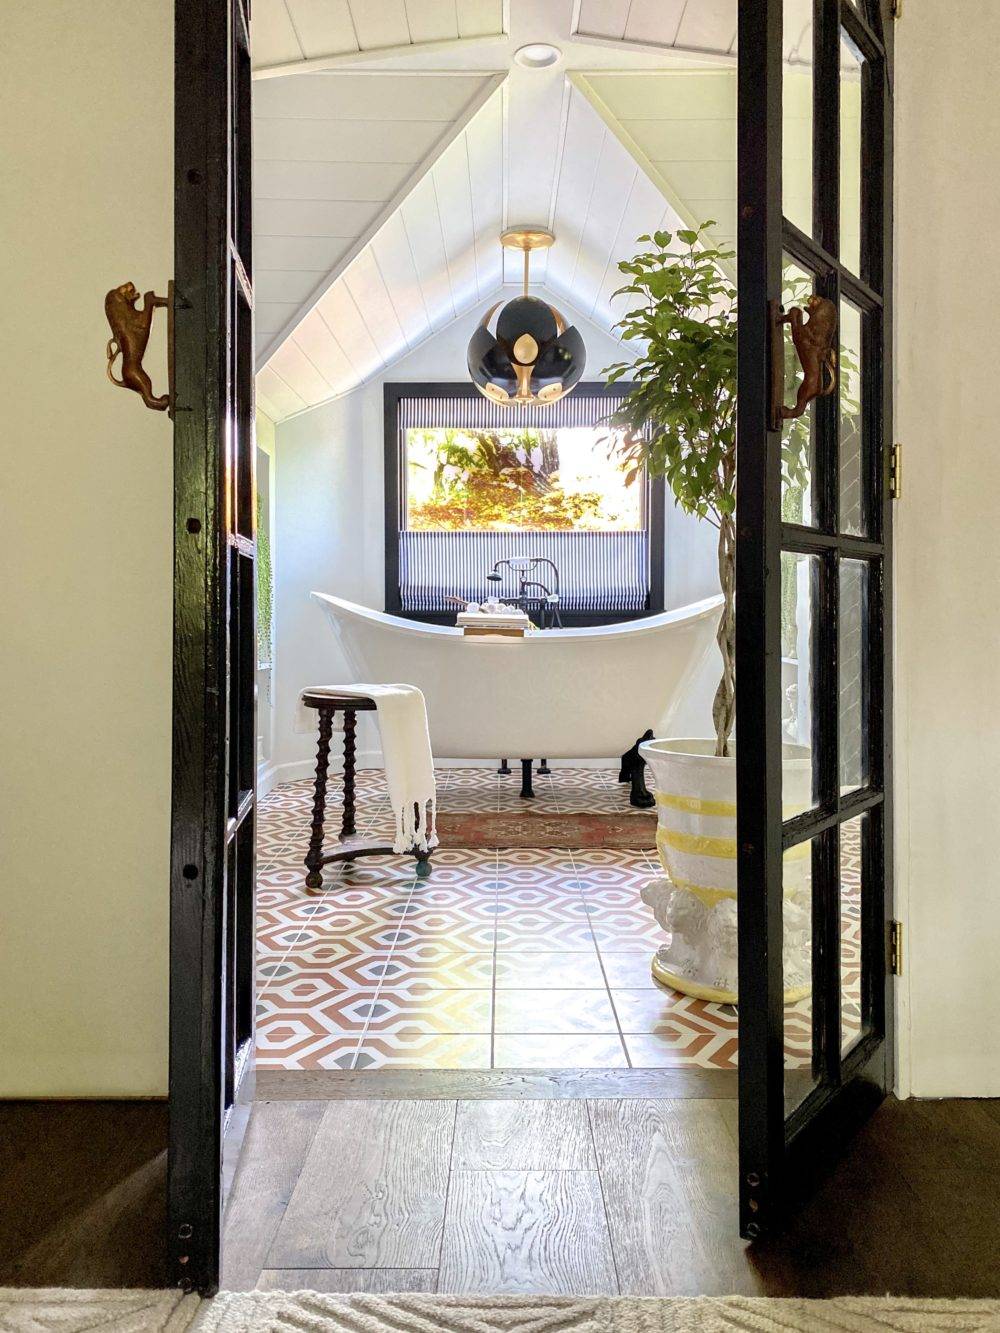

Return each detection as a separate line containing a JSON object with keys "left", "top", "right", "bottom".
{"left": 889, "top": 442, "right": 902, "bottom": 499}
{"left": 889, "top": 920, "right": 904, "bottom": 976}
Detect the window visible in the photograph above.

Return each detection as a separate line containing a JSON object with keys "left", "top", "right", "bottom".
{"left": 384, "top": 384, "right": 664, "bottom": 623}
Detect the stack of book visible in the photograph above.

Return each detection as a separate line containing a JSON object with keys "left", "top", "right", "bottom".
{"left": 456, "top": 604, "right": 532, "bottom": 638}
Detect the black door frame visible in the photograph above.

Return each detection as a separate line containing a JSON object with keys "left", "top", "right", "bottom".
{"left": 736, "top": 0, "right": 895, "bottom": 1237}
{"left": 169, "top": 0, "right": 256, "bottom": 1294}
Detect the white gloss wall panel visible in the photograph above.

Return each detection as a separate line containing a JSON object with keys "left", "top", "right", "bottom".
{"left": 317, "top": 281, "right": 384, "bottom": 381}
{"left": 405, "top": 0, "right": 459, "bottom": 43}
{"left": 268, "top": 339, "right": 337, "bottom": 406}
{"left": 350, "top": 0, "right": 411, "bottom": 51}
{"left": 342, "top": 249, "right": 408, "bottom": 367}
{"left": 399, "top": 173, "right": 459, "bottom": 332}
{"left": 284, "top": 0, "right": 360, "bottom": 59}
{"left": 576, "top": 0, "right": 631, "bottom": 40}
{"left": 256, "top": 364, "right": 308, "bottom": 419}
{"left": 254, "top": 117, "right": 447, "bottom": 164}
{"left": 292, "top": 308, "right": 356, "bottom": 390}
{"left": 369, "top": 215, "right": 433, "bottom": 349}
{"left": 621, "top": 0, "right": 687, "bottom": 46}
{"left": 674, "top": 2, "right": 738, "bottom": 55}
{"left": 254, "top": 159, "right": 404, "bottom": 203}
{"left": 254, "top": 73, "right": 487, "bottom": 123}
{"left": 254, "top": 235, "right": 353, "bottom": 275}
{"left": 456, "top": 0, "right": 503, "bottom": 38}
{"left": 252, "top": 1, "right": 303, "bottom": 65}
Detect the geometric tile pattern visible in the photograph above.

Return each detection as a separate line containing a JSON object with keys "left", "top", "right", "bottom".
{"left": 256, "top": 766, "right": 862, "bottom": 1073}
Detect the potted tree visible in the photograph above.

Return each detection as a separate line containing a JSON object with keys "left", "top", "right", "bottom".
{"left": 605, "top": 226, "right": 813, "bottom": 1002}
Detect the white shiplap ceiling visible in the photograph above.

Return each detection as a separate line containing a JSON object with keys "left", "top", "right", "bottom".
{"left": 254, "top": 70, "right": 504, "bottom": 365}
{"left": 253, "top": 0, "right": 744, "bottom": 423}
{"left": 253, "top": 0, "right": 506, "bottom": 74}
{"left": 574, "top": 0, "right": 737, "bottom": 59}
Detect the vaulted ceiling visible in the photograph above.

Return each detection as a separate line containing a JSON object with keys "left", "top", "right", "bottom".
{"left": 252, "top": 0, "right": 744, "bottom": 423}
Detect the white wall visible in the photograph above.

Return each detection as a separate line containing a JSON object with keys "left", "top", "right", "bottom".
{"left": 0, "top": 3, "right": 173, "bottom": 1095}
{"left": 894, "top": 6, "right": 1000, "bottom": 1097}
{"left": 268, "top": 293, "right": 721, "bottom": 778}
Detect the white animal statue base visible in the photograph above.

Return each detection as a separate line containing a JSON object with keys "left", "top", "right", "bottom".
{"left": 641, "top": 877, "right": 811, "bottom": 1005}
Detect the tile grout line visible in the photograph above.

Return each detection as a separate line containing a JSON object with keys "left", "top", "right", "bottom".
{"left": 568, "top": 843, "right": 632, "bottom": 1070}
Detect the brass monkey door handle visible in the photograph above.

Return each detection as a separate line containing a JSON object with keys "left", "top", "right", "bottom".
{"left": 105, "top": 280, "right": 175, "bottom": 415}
{"left": 769, "top": 294, "right": 838, "bottom": 430}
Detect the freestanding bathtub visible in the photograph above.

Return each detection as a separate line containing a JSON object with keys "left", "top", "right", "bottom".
{"left": 312, "top": 592, "right": 723, "bottom": 761}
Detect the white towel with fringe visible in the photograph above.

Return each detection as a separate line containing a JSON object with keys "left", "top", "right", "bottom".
{"left": 304, "top": 684, "right": 437, "bottom": 855}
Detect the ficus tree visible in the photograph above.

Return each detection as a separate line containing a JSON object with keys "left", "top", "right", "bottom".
{"left": 604, "top": 224, "right": 814, "bottom": 758}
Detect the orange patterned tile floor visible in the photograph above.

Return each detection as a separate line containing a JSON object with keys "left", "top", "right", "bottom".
{"left": 256, "top": 767, "right": 861, "bottom": 1072}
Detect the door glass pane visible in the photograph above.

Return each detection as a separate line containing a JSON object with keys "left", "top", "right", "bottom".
{"left": 781, "top": 260, "right": 817, "bottom": 526}
{"left": 839, "top": 559, "right": 869, "bottom": 793}
{"left": 780, "top": 552, "right": 819, "bottom": 807}
{"left": 784, "top": 836, "right": 815, "bottom": 1113}
{"left": 783, "top": 0, "right": 814, "bottom": 237}
{"left": 840, "top": 814, "right": 866, "bottom": 1057}
{"left": 840, "top": 30, "right": 864, "bottom": 275}
{"left": 839, "top": 301, "right": 865, "bottom": 535}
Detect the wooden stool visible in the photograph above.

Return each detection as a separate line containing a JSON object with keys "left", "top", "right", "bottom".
{"left": 301, "top": 691, "right": 433, "bottom": 890}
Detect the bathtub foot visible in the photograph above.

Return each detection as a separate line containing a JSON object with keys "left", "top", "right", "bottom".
{"left": 620, "top": 729, "right": 655, "bottom": 809}
{"left": 498, "top": 758, "right": 511, "bottom": 775}
{"left": 538, "top": 758, "right": 551, "bottom": 775}
{"left": 414, "top": 852, "right": 432, "bottom": 878}
{"left": 520, "top": 758, "right": 535, "bottom": 799}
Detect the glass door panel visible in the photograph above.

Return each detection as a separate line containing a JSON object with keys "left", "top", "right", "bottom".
{"left": 737, "top": 0, "right": 894, "bottom": 1239}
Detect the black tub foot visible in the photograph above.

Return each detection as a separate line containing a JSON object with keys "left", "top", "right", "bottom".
{"left": 538, "top": 759, "right": 551, "bottom": 775}
{"left": 520, "top": 758, "right": 535, "bottom": 799}
{"left": 498, "top": 758, "right": 511, "bottom": 775}
{"left": 619, "top": 729, "right": 655, "bottom": 808}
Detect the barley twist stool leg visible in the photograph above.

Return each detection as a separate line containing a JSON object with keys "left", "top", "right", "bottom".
{"left": 304, "top": 705, "right": 334, "bottom": 890}
{"left": 341, "top": 707, "right": 357, "bottom": 839}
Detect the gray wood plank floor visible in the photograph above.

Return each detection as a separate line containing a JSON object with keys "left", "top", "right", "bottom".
{"left": 222, "top": 1095, "right": 1000, "bottom": 1297}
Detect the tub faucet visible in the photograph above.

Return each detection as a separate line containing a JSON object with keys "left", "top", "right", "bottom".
{"left": 487, "top": 556, "right": 562, "bottom": 628}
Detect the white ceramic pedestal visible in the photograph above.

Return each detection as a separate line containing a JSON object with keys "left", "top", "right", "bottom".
{"left": 639, "top": 738, "right": 812, "bottom": 1004}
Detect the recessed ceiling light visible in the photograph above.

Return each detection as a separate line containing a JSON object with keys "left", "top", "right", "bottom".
{"left": 513, "top": 43, "right": 561, "bottom": 69}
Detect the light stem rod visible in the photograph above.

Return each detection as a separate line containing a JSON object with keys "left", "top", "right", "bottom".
{"left": 523, "top": 247, "right": 530, "bottom": 297}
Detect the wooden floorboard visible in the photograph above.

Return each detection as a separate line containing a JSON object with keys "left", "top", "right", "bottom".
{"left": 220, "top": 1100, "right": 325, "bottom": 1291}
{"left": 257, "top": 1068, "right": 738, "bottom": 1100}
{"left": 439, "top": 1169, "right": 618, "bottom": 1296}
{"left": 267, "top": 1100, "right": 455, "bottom": 1270}
{"left": 452, "top": 1099, "right": 596, "bottom": 1171}
{"left": 256, "top": 1268, "right": 438, "bottom": 1293}
{"left": 590, "top": 1098, "right": 741, "bottom": 1297}
{"left": 0, "top": 1100, "right": 167, "bottom": 1289}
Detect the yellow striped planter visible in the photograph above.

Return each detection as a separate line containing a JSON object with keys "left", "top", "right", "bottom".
{"left": 639, "top": 738, "right": 812, "bottom": 1004}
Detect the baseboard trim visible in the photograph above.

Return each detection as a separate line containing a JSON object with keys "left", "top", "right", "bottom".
{"left": 266, "top": 754, "right": 623, "bottom": 788}
{"left": 255, "top": 1067, "right": 737, "bottom": 1100}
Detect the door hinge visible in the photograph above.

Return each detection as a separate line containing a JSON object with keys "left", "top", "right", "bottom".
{"left": 889, "top": 920, "right": 904, "bottom": 976}
{"left": 889, "top": 442, "right": 902, "bottom": 499}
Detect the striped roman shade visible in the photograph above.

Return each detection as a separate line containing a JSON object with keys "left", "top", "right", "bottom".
{"left": 393, "top": 388, "right": 654, "bottom": 618}
{"left": 399, "top": 529, "right": 650, "bottom": 614}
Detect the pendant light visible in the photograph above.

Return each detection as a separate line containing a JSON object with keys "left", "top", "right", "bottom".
{"left": 467, "top": 228, "right": 586, "bottom": 406}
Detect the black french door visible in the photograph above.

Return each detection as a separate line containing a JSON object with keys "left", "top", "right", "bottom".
{"left": 736, "top": 0, "right": 894, "bottom": 1236}
{"left": 170, "top": 0, "right": 256, "bottom": 1292}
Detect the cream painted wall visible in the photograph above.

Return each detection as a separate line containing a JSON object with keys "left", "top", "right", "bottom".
{"left": 894, "top": 6, "right": 1000, "bottom": 1097}
{"left": 268, "top": 295, "right": 719, "bottom": 779}
{"left": 0, "top": 4, "right": 173, "bottom": 1095}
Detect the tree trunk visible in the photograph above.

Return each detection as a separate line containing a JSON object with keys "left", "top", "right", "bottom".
{"left": 713, "top": 513, "right": 736, "bottom": 757}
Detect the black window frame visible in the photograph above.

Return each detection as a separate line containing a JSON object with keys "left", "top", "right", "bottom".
{"left": 383, "top": 381, "right": 665, "bottom": 626}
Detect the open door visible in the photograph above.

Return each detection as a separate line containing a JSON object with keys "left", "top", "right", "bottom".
{"left": 736, "top": 0, "right": 894, "bottom": 1237}
{"left": 169, "top": 0, "right": 255, "bottom": 1292}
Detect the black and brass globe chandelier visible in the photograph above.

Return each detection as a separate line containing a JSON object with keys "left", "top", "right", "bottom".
{"left": 467, "top": 227, "right": 586, "bottom": 406}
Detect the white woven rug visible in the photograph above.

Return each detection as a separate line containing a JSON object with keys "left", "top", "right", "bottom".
{"left": 3, "top": 1290, "right": 1000, "bottom": 1333}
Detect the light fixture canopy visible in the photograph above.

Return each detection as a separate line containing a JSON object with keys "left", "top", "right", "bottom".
{"left": 467, "top": 228, "right": 586, "bottom": 407}
{"left": 513, "top": 42, "right": 562, "bottom": 68}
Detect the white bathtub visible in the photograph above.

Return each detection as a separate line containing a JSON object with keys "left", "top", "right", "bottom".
{"left": 312, "top": 592, "right": 723, "bottom": 761}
